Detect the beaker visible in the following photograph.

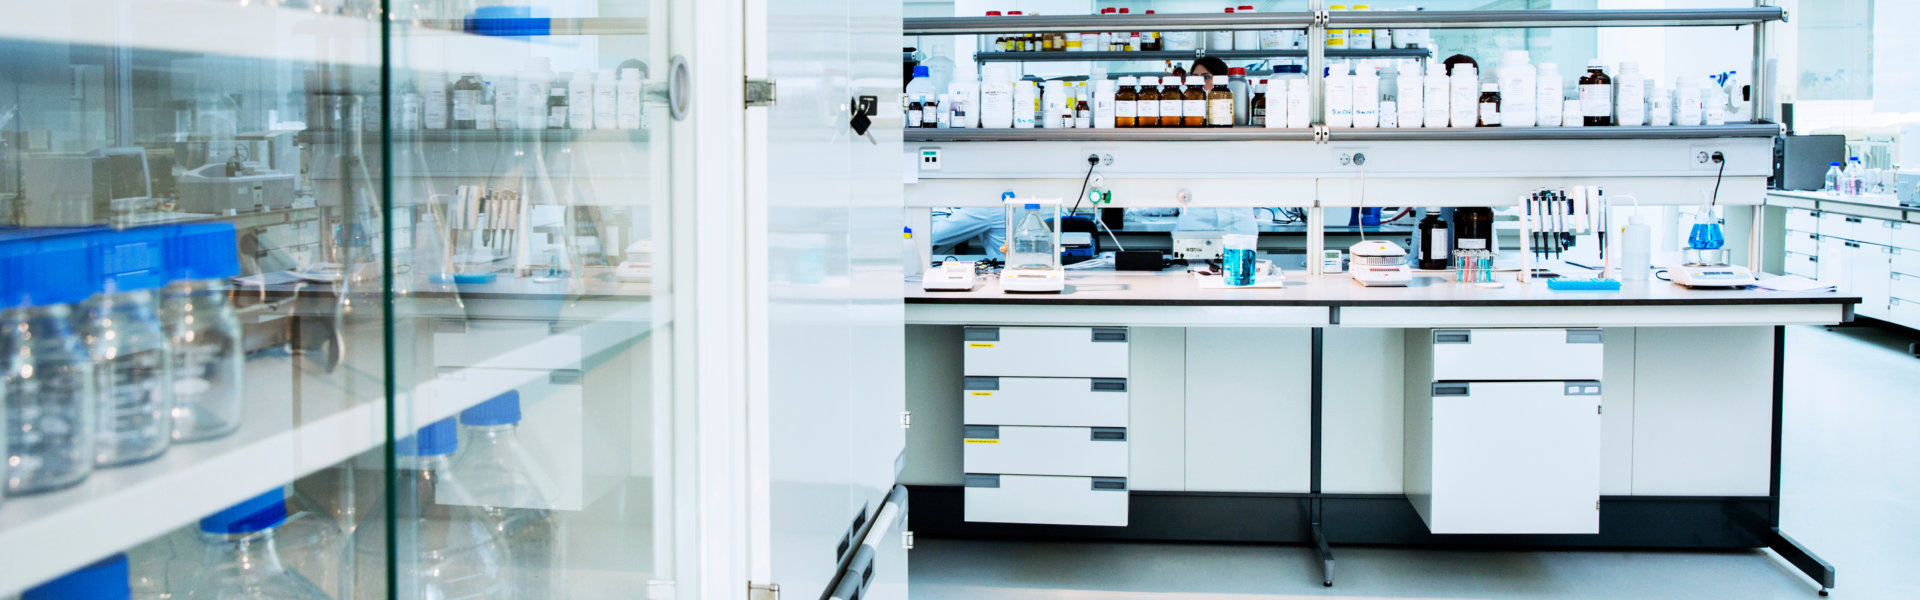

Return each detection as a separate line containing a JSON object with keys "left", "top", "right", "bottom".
{"left": 1222, "top": 234, "right": 1258, "bottom": 286}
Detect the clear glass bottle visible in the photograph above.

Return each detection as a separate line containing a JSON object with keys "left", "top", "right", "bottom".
{"left": 3, "top": 235, "right": 97, "bottom": 496}
{"left": 164, "top": 224, "right": 244, "bottom": 442}
{"left": 354, "top": 418, "right": 513, "bottom": 600}
{"left": 182, "top": 487, "right": 332, "bottom": 599}
{"left": 81, "top": 228, "right": 175, "bottom": 467}
{"left": 451, "top": 391, "right": 565, "bottom": 599}
{"left": 1824, "top": 162, "right": 1843, "bottom": 194}
{"left": 1009, "top": 205, "right": 1054, "bottom": 271}
{"left": 25, "top": 552, "right": 130, "bottom": 600}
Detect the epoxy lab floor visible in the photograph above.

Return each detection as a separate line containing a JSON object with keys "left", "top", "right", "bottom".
{"left": 909, "top": 325, "right": 1920, "bottom": 599}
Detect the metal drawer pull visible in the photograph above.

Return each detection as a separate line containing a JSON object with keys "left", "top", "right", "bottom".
{"left": 1090, "top": 427, "right": 1127, "bottom": 441}
{"left": 1091, "top": 477, "right": 1128, "bottom": 491}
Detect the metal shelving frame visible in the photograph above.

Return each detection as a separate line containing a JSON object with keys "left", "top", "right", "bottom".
{"left": 972, "top": 48, "right": 1430, "bottom": 63}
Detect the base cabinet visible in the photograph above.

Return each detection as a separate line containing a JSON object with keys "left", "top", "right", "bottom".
{"left": 1409, "top": 381, "right": 1604, "bottom": 534}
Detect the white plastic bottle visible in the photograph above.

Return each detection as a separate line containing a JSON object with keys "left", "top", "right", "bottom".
{"left": 593, "top": 68, "right": 619, "bottom": 130}
{"left": 493, "top": 71, "right": 519, "bottom": 130}
{"left": 617, "top": 67, "right": 643, "bottom": 129}
{"left": 423, "top": 73, "right": 449, "bottom": 130}
{"left": 568, "top": 71, "right": 593, "bottom": 130}
{"left": 1563, "top": 99, "right": 1584, "bottom": 126}
{"left": 1348, "top": 5, "right": 1373, "bottom": 49}
{"left": 1094, "top": 79, "right": 1117, "bottom": 128}
{"left": 1235, "top": 6, "right": 1260, "bottom": 50}
{"left": 452, "top": 391, "right": 565, "bottom": 599}
{"left": 1616, "top": 62, "right": 1646, "bottom": 127}
{"left": 1535, "top": 62, "right": 1562, "bottom": 127}
{"left": 1012, "top": 80, "right": 1038, "bottom": 129}
{"left": 1649, "top": 83, "right": 1674, "bottom": 126}
{"left": 1497, "top": 50, "right": 1536, "bottom": 127}
{"left": 1621, "top": 215, "right": 1651, "bottom": 281}
{"left": 905, "top": 65, "right": 935, "bottom": 108}
{"left": 1325, "top": 66, "right": 1354, "bottom": 128}
{"left": 1210, "top": 8, "right": 1236, "bottom": 51}
{"left": 948, "top": 80, "right": 980, "bottom": 129}
{"left": 520, "top": 58, "right": 552, "bottom": 129}
{"left": 1449, "top": 64, "right": 1478, "bottom": 128}
{"left": 981, "top": 69, "right": 1014, "bottom": 128}
{"left": 1286, "top": 77, "right": 1311, "bottom": 128}
{"left": 1396, "top": 61, "right": 1423, "bottom": 127}
{"left": 1704, "top": 76, "right": 1728, "bottom": 125}
{"left": 1352, "top": 64, "right": 1380, "bottom": 128}
{"left": 1676, "top": 78, "right": 1703, "bottom": 126}
{"left": 936, "top": 94, "right": 952, "bottom": 128}
{"left": 1423, "top": 64, "right": 1450, "bottom": 128}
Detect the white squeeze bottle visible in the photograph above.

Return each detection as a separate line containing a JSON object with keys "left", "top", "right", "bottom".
{"left": 1424, "top": 63, "right": 1450, "bottom": 128}
{"left": 1621, "top": 215, "right": 1651, "bottom": 281}
{"left": 1353, "top": 63, "right": 1380, "bottom": 128}
{"left": 593, "top": 68, "right": 619, "bottom": 129}
{"left": 568, "top": 71, "right": 593, "bottom": 129}
{"left": 1325, "top": 66, "right": 1354, "bottom": 128}
{"left": 1286, "top": 77, "right": 1311, "bottom": 128}
{"left": 1536, "top": 62, "right": 1563, "bottom": 127}
{"left": 1449, "top": 63, "right": 1478, "bottom": 128}
{"left": 1396, "top": 60, "right": 1423, "bottom": 127}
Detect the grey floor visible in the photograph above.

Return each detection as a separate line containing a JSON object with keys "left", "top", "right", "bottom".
{"left": 910, "top": 325, "right": 1920, "bottom": 599}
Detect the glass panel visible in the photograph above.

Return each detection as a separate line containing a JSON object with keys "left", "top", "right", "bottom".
{"left": 0, "top": 1, "right": 385, "bottom": 597}
{"left": 382, "top": 0, "right": 675, "bottom": 598}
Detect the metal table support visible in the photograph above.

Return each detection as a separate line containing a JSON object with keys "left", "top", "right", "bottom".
{"left": 1766, "top": 325, "right": 1837, "bottom": 595}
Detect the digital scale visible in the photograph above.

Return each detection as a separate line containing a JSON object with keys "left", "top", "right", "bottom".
{"left": 1670, "top": 263, "right": 1757, "bottom": 288}
{"left": 1000, "top": 197, "right": 1066, "bottom": 293}
{"left": 921, "top": 261, "right": 978, "bottom": 291}
{"left": 1349, "top": 240, "right": 1412, "bottom": 287}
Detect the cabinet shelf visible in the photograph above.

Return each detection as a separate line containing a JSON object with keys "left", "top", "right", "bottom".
{"left": 904, "top": 123, "right": 1779, "bottom": 143}
{"left": 975, "top": 48, "right": 1431, "bottom": 63}
{"left": 412, "top": 16, "right": 648, "bottom": 37}
{"left": 906, "top": 13, "right": 1313, "bottom": 36}
{"left": 905, "top": 7, "right": 1783, "bottom": 36}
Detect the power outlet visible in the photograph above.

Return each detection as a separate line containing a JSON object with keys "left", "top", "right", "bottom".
{"left": 1690, "top": 146, "right": 1726, "bottom": 170}
{"left": 919, "top": 148, "right": 942, "bottom": 171}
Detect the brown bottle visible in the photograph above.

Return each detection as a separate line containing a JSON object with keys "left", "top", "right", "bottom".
{"left": 1159, "top": 76, "right": 1183, "bottom": 128}
{"left": 1207, "top": 75, "right": 1234, "bottom": 127}
{"left": 1115, "top": 79, "right": 1138, "bottom": 128}
{"left": 1579, "top": 60, "right": 1613, "bottom": 126}
{"left": 1182, "top": 75, "right": 1207, "bottom": 128}
{"left": 1250, "top": 79, "right": 1268, "bottom": 127}
{"left": 907, "top": 96, "right": 925, "bottom": 128}
{"left": 1477, "top": 84, "right": 1501, "bottom": 127}
{"left": 1137, "top": 78, "right": 1162, "bottom": 128}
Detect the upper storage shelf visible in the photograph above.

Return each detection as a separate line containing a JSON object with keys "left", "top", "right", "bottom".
{"left": 975, "top": 48, "right": 1431, "bottom": 63}
{"left": 903, "top": 123, "right": 1781, "bottom": 143}
{"left": 904, "top": 7, "right": 1785, "bottom": 36}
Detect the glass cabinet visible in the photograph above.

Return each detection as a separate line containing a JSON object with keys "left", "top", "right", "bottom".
{"left": 1, "top": 1, "right": 685, "bottom": 597}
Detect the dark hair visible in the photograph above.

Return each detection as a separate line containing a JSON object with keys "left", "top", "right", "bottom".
{"left": 1191, "top": 57, "right": 1231, "bottom": 78}
{"left": 1442, "top": 54, "right": 1479, "bottom": 77}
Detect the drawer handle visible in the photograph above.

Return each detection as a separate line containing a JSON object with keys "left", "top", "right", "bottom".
{"left": 1848, "top": 217, "right": 1863, "bottom": 223}
{"left": 1091, "top": 327, "right": 1129, "bottom": 343}
{"left": 1091, "top": 378, "right": 1128, "bottom": 392}
{"left": 1091, "top": 477, "right": 1128, "bottom": 491}
{"left": 548, "top": 369, "right": 583, "bottom": 385}
{"left": 963, "top": 425, "right": 1000, "bottom": 440}
{"left": 1566, "top": 329, "right": 1604, "bottom": 344}
{"left": 1432, "top": 383, "right": 1471, "bottom": 396}
{"left": 963, "top": 377, "right": 1001, "bottom": 391}
{"left": 1091, "top": 427, "right": 1127, "bottom": 441}
{"left": 963, "top": 327, "right": 1001, "bottom": 342}
{"left": 1432, "top": 330, "right": 1472, "bottom": 344}
{"left": 1564, "top": 382, "right": 1604, "bottom": 396}
{"left": 964, "top": 474, "right": 1001, "bottom": 488}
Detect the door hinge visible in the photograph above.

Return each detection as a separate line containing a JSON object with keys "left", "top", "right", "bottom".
{"left": 903, "top": 530, "right": 915, "bottom": 550}
{"left": 745, "top": 78, "right": 778, "bottom": 108}
{"left": 748, "top": 582, "right": 780, "bottom": 600}
{"left": 1598, "top": 404, "right": 1603, "bottom": 415}
{"left": 901, "top": 410, "right": 912, "bottom": 429}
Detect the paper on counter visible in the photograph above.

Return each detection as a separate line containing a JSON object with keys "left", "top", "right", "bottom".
{"left": 1752, "top": 274, "right": 1836, "bottom": 293}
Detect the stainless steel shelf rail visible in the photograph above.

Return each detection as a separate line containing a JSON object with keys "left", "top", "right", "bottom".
{"left": 973, "top": 49, "right": 1431, "bottom": 63}
{"left": 1327, "top": 8, "right": 1785, "bottom": 30}
{"left": 900, "top": 123, "right": 1780, "bottom": 143}
{"left": 905, "top": 13, "right": 1314, "bottom": 36}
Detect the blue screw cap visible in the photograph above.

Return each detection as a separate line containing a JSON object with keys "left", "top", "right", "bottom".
{"left": 167, "top": 223, "right": 240, "bottom": 281}
{"left": 913, "top": 66, "right": 930, "bottom": 78}
{"left": 88, "top": 228, "right": 170, "bottom": 294}
{"left": 200, "top": 487, "right": 288, "bottom": 535}
{"left": 401, "top": 417, "right": 460, "bottom": 457}
{"left": 24, "top": 553, "right": 130, "bottom": 600}
{"left": 461, "top": 390, "right": 523, "bottom": 427}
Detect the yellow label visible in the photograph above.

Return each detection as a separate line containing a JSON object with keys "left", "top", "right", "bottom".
{"left": 967, "top": 342, "right": 995, "bottom": 348}
{"left": 970, "top": 391, "right": 994, "bottom": 397}
{"left": 964, "top": 439, "right": 1000, "bottom": 444}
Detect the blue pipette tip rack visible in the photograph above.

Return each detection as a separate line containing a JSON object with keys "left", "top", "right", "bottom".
{"left": 1548, "top": 278, "right": 1623, "bottom": 291}
{"left": 430, "top": 272, "right": 499, "bottom": 284}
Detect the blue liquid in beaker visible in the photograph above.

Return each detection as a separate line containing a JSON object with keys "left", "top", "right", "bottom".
{"left": 1223, "top": 248, "right": 1257, "bottom": 286}
{"left": 1688, "top": 222, "right": 1725, "bottom": 250}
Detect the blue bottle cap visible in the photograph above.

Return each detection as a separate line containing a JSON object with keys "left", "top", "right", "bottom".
{"left": 460, "top": 390, "right": 523, "bottom": 427}
{"left": 199, "top": 487, "right": 288, "bottom": 534}
{"left": 12, "top": 236, "right": 99, "bottom": 307}
{"left": 1831, "top": 162, "right": 1841, "bottom": 167}
{"left": 88, "top": 228, "right": 170, "bottom": 294}
{"left": 1025, "top": 203, "right": 1040, "bottom": 210}
{"left": 401, "top": 417, "right": 460, "bottom": 456}
{"left": 23, "top": 553, "right": 130, "bottom": 600}
{"left": 913, "top": 65, "right": 930, "bottom": 78}
{"left": 167, "top": 223, "right": 240, "bottom": 282}
{"left": 1001, "top": 192, "right": 1016, "bottom": 201}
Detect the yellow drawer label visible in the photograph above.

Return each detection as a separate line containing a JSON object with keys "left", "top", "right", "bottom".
{"left": 970, "top": 391, "right": 994, "bottom": 397}
{"left": 964, "top": 439, "right": 1000, "bottom": 444}
{"left": 967, "top": 342, "right": 995, "bottom": 348}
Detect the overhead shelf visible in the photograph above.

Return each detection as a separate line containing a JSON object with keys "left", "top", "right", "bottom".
{"left": 411, "top": 16, "right": 648, "bottom": 37}
{"left": 298, "top": 128, "right": 649, "bottom": 145}
{"left": 905, "top": 123, "right": 1779, "bottom": 143}
{"left": 905, "top": 7, "right": 1784, "bottom": 36}
{"left": 975, "top": 48, "right": 1431, "bottom": 63}
{"left": 1327, "top": 8, "right": 1786, "bottom": 29}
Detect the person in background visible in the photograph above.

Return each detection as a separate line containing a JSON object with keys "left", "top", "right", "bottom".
{"left": 1190, "top": 57, "right": 1231, "bottom": 90}
{"left": 930, "top": 207, "right": 1007, "bottom": 260}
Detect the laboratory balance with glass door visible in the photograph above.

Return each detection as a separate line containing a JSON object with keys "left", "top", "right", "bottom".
{"left": 1669, "top": 206, "right": 1757, "bottom": 288}
{"left": 1001, "top": 196, "right": 1065, "bottom": 293}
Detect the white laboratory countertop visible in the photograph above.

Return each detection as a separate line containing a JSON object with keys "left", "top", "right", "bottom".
{"left": 1767, "top": 190, "right": 1917, "bottom": 212}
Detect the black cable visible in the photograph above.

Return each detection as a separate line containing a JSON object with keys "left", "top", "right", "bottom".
{"left": 1710, "top": 153, "right": 1726, "bottom": 206}
{"left": 1068, "top": 158, "right": 1098, "bottom": 218}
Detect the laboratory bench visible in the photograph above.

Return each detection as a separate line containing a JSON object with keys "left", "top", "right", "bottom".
{"left": 899, "top": 267, "right": 1852, "bottom": 590}
{"left": 1763, "top": 190, "right": 1920, "bottom": 335}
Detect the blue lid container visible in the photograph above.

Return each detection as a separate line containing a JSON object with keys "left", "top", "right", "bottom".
{"left": 400, "top": 418, "right": 460, "bottom": 457}
{"left": 200, "top": 487, "right": 289, "bottom": 535}
{"left": 167, "top": 223, "right": 241, "bottom": 282}
{"left": 461, "top": 390, "right": 523, "bottom": 427}
{"left": 23, "top": 553, "right": 130, "bottom": 600}
{"left": 87, "top": 227, "right": 170, "bottom": 294}
{"left": 8, "top": 236, "right": 99, "bottom": 307}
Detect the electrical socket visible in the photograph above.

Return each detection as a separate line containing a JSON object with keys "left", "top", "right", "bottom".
{"left": 1690, "top": 146, "right": 1726, "bottom": 169}
{"left": 919, "top": 148, "right": 942, "bottom": 170}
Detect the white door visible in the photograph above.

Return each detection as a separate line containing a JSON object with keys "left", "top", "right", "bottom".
{"left": 1849, "top": 243, "right": 1893, "bottom": 319}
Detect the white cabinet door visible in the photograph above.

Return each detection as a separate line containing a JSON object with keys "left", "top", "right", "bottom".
{"left": 1413, "top": 381, "right": 1603, "bottom": 534}
{"left": 1817, "top": 236, "right": 1850, "bottom": 290}
{"left": 1849, "top": 243, "right": 1893, "bottom": 319}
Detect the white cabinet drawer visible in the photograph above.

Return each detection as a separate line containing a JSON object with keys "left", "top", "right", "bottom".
{"left": 1416, "top": 381, "right": 1603, "bottom": 535}
{"left": 963, "top": 376, "right": 1128, "bottom": 428}
{"left": 1856, "top": 218, "right": 1895, "bottom": 246}
{"left": 434, "top": 320, "right": 582, "bottom": 370}
{"left": 963, "top": 425, "right": 1128, "bottom": 477}
{"left": 1819, "top": 212, "right": 1859, "bottom": 240}
{"left": 1891, "top": 298, "right": 1920, "bottom": 330}
{"left": 1895, "top": 247, "right": 1920, "bottom": 276}
{"left": 964, "top": 474, "right": 1128, "bottom": 526}
{"left": 1784, "top": 252, "right": 1818, "bottom": 278}
{"left": 1783, "top": 230, "right": 1820, "bottom": 255}
{"left": 1892, "top": 273, "right": 1920, "bottom": 303}
{"left": 1430, "top": 329, "right": 1604, "bottom": 381}
{"left": 963, "top": 326, "right": 1128, "bottom": 378}
{"left": 1893, "top": 221, "right": 1920, "bottom": 252}
{"left": 1784, "top": 208, "right": 1819, "bottom": 233}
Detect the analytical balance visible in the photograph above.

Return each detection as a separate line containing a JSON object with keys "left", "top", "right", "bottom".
{"left": 1349, "top": 240, "right": 1412, "bottom": 287}
{"left": 1000, "top": 196, "right": 1065, "bottom": 293}
{"left": 1670, "top": 209, "right": 1757, "bottom": 288}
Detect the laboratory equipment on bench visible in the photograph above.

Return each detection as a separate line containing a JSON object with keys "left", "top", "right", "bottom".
{"left": 1172, "top": 230, "right": 1227, "bottom": 261}
{"left": 1001, "top": 198, "right": 1065, "bottom": 293}
{"left": 1222, "top": 234, "right": 1258, "bottom": 287}
{"left": 923, "top": 261, "right": 979, "bottom": 291}
{"left": 616, "top": 239, "right": 655, "bottom": 282}
{"left": 1669, "top": 205, "right": 1756, "bottom": 288}
{"left": 1349, "top": 240, "right": 1412, "bottom": 286}
{"left": 1452, "top": 206, "right": 1496, "bottom": 256}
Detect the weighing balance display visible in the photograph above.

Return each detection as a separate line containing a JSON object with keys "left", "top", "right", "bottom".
{"left": 1670, "top": 218, "right": 1755, "bottom": 288}
{"left": 1349, "top": 240, "right": 1412, "bottom": 287}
